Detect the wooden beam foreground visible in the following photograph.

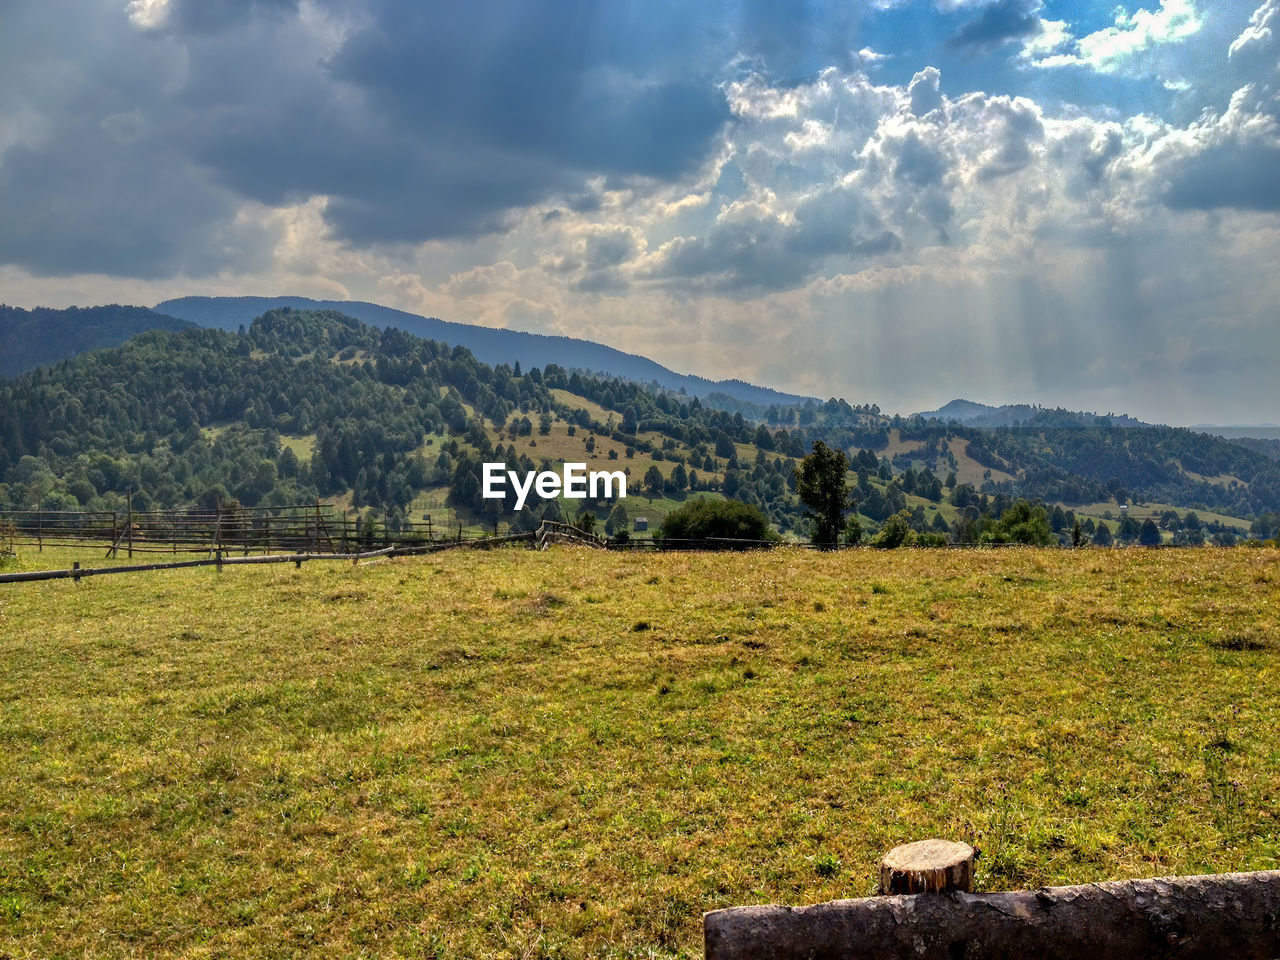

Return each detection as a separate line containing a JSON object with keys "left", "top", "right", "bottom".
{"left": 705, "top": 869, "right": 1280, "bottom": 960}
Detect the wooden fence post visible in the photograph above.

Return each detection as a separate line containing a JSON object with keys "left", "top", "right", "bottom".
{"left": 126, "top": 487, "right": 133, "bottom": 559}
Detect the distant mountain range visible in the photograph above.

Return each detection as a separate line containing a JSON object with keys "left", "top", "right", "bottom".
{"left": 3, "top": 306, "right": 1280, "bottom": 530}
{"left": 154, "top": 295, "right": 812, "bottom": 409}
{"left": 915, "top": 398, "right": 1151, "bottom": 429}
{"left": 0, "top": 304, "right": 194, "bottom": 378}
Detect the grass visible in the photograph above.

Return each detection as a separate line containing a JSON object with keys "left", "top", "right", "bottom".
{"left": 1, "top": 546, "right": 1278, "bottom": 957}
{"left": 279, "top": 433, "right": 318, "bottom": 461}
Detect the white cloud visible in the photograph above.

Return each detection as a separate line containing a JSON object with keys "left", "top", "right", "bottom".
{"left": 1018, "top": 18, "right": 1073, "bottom": 62}
{"left": 1026, "top": 0, "right": 1203, "bottom": 74}
{"left": 1229, "top": 0, "right": 1280, "bottom": 63}
{"left": 126, "top": 0, "right": 171, "bottom": 31}
{"left": 908, "top": 66, "right": 943, "bottom": 116}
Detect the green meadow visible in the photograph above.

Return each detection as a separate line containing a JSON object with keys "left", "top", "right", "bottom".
{"left": 1, "top": 546, "right": 1278, "bottom": 958}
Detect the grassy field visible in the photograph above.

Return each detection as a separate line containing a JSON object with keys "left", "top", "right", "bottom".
{"left": 1, "top": 545, "right": 1278, "bottom": 958}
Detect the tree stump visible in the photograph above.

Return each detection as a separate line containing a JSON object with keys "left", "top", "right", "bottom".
{"left": 878, "top": 839, "right": 974, "bottom": 895}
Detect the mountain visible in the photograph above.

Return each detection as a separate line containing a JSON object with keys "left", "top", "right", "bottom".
{"left": 0, "top": 309, "right": 825, "bottom": 535}
{"left": 751, "top": 396, "right": 1280, "bottom": 524}
{"left": 914, "top": 398, "right": 1151, "bottom": 428}
{"left": 0, "top": 304, "right": 195, "bottom": 378}
{"left": 2, "top": 309, "right": 1277, "bottom": 545}
{"left": 155, "top": 295, "right": 812, "bottom": 409}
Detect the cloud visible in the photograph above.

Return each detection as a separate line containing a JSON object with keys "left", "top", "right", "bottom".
{"left": 1159, "top": 86, "right": 1280, "bottom": 211}
{"left": 949, "top": 0, "right": 1045, "bottom": 52}
{"left": 129, "top": 0, "right": 301, "bottom": 34}
{"left": 1025, "top": 0, "right": 1202, "bottom": 74}
{"left": 1, "top": 0, "right": 1279, "bottom": 422}
{"left": 908, "top": 66, "right": 942, "bottom": 116}
{"left": 1229, "top": 0, "right": 1280, "bottom": 65}
{"left": 0, "top": 0, "right": 737, "bottom": 276}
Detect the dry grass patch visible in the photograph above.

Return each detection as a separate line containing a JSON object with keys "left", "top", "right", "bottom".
{"left": 0, "top": 546, "right": 1278, "bottom": 958}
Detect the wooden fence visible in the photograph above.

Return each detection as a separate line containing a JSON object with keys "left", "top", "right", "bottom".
{"left": 0, "top": 520, "right": 607, "bottom": 585}
{"left": 0, "top": 503, "right": 483, "bottom": 558}
{"left": 705, "top": 841, "right": 1280, "bottom": 959}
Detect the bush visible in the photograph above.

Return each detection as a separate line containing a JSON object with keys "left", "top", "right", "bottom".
{"left": 657, "top": 497, "right": 777, "bottom": 548}
{"left": 981, "top": 500, "right": 1055, "bottom": 546}
{"left": 870, "top": 510, "right": 914, "bottom": 549}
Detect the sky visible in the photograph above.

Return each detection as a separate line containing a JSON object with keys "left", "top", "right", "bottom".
{"left": 1, "top": 0, "right": 1278, "bottom": 424}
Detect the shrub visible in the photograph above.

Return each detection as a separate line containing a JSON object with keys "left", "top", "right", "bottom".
{"left": 871, "top": 510, "right": 914, "bottom": 549}
{"left": 981, "top": 500, "right": 1055, "bottom": 546}
{"left": 657, "top": 497, "right": 777, "bottom": 548}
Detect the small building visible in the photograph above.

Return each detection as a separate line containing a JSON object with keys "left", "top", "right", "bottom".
{"left": 634, "top": 516, "right": 649, "bottom": 532}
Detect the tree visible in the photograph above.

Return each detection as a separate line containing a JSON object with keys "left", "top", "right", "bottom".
{"left": 605, "top": 501, "right": 629, "bottom": 536}
{"left": 643, "top": 465, "right": 664, "bottom": 500}
{"left": 871, "top": 510, "right": 914, "bottom": 548}
{"left": 715, "top": 430, "right": 736, "bottom": 459}
{"left": 981, "top": 500, "right": 1054, "bottom": 546}
{"left": 669, "top": 462, "right": 688, "bottom": 493}
{"left": 795, "top": 440, "right": 852, "bottom": 549}
{"left": 658, "top": 497, "right": 776, "bottom": 548}
{"left": 1138, "top": 517, "right": 1162, "bottom": 546}
{"left": 1093, "top": 521, "right": 1114, "bottom": 547}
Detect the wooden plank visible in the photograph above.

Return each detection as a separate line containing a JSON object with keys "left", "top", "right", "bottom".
{"left": 704, "top": 870, "right": 1280, "bottom": 960}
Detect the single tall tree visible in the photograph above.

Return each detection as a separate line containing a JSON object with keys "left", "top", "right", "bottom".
{"left": 795, "top": 440, "right": 853, "bottom": 549}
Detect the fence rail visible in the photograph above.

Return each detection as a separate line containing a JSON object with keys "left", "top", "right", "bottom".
{"left": 0, "top": 504, "right": 498, "bottom": 558}
{"left": 3, "top": 507, "right": 1243, "bottom": 560}
{"left": 0, "top": 522, "right": 608, "bottom": 585}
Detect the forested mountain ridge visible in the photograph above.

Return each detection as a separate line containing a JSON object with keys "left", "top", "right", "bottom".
{"left": 914, "top": 398, "right": 1151, "bottom": 428}
{"left": 764, "top": 399, "right": 1280, "bottom": 522}
{"left": 0, "top": 309, "right": 825, "bottom": 534}
{"left": 155, "top": 295, "right": 812, "bottom": 408}
{"left": 0, "top": 304, "right": 194, "bottom": 378}
{"left": 2, "top": 308, "right": 1277, "bottom": 544}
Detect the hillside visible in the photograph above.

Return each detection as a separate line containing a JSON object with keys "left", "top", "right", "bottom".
{"left": 2, "top": 308, "right": 1277, "bottom": 546}
{"left": 772, "top": 399, "right": 1280, "bottom": 531}
{"left": 914, "top": 398, "right": 1150, "bottom": 429}
{"left": 0, "top": 308, "right": 828, "bottom": 536}
{"left": 156, "top": 295, "right": 812, "bottom": 409}
{"left": 0, "top": 304, "right": 194, "bottom": 378}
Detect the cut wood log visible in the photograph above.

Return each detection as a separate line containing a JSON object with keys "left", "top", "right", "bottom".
{"left": 878, "top": 839, "right": 974, "bottom": 895}
{"left": 704, "top": 869, "right": 1280, "bottom": 960}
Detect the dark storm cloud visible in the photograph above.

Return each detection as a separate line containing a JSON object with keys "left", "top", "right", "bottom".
{"left": 0, "top": 1, "right": 266, "bottom": 277}
{"left": 893, "top": 130, "right": 948, "bottom": 188}
{"left": 0, "top": 0, "right": 756, "bottom": 276}
{"left": 0, "top": 130, "right": 268, "bottom": 279}
{"left": 327, "top": 1, "right": 729, "bottom": 183}
{"left": 1164, "top": 140, "right": 1280, "bottom": 212}
{"left": 949, "top": 0, "right": 1043, "bottom": 52}
{"left": 149, "top": 0, "right": 301, "bottom": 34}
